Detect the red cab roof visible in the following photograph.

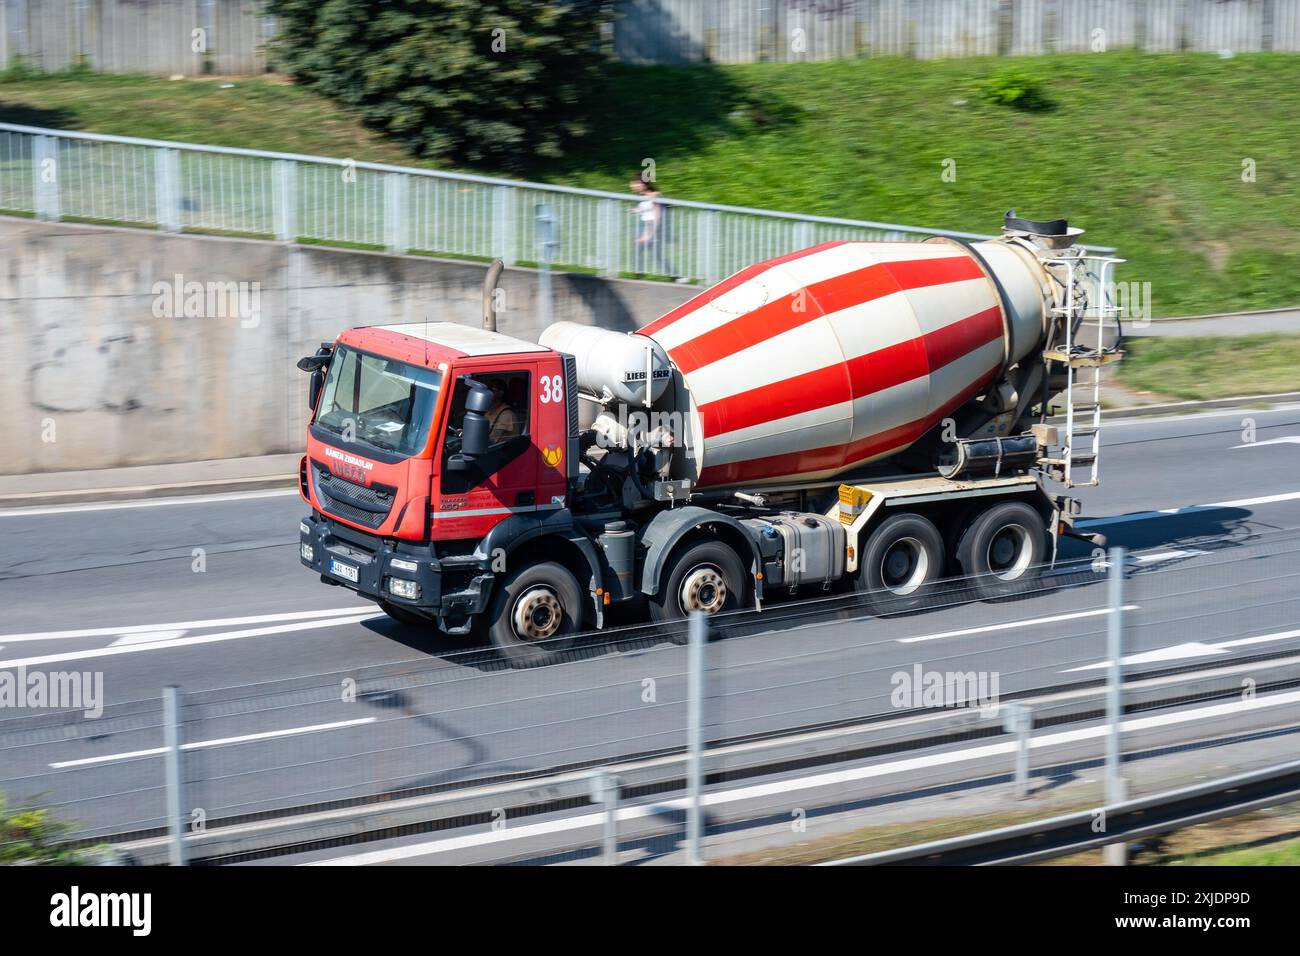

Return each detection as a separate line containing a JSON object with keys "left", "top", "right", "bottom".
{"left": 338, "top": 322, "right": 549, "bottom": 368}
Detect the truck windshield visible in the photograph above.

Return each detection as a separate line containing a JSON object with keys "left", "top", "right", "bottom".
{"left": 315, "top": 346, "right": 442, "bottom": 457}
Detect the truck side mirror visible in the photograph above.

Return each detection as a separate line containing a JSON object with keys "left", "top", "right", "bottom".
{"left": 448, "top": 379, "right": 494, "bottom": 469}
{"left": 308, "top": 368, "right": 325, "bottom": 412}
{"left": 460, "top": 380, "right": 494, "bottom": 457}
{"left": 297, "top": 344, "right": 333, "bottom": 412}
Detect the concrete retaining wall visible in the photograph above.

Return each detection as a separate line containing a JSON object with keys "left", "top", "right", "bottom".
{"left": 0, "top": 216, "right": 696, "bottom": 474}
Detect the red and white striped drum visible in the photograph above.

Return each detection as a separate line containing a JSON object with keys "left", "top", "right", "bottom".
{"left": 637, "top": 238, "right": 1049, "bottom": 488}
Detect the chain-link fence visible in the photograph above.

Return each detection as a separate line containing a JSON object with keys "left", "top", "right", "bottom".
{"left": 2, "top": 533, "right": 1296, "bottom": 865}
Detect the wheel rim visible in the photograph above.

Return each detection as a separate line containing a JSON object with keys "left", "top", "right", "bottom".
{"left": 987, "top": 525, "right": 1033, "bottom": 581}
{"left": 512, "top": 586, "right": 563, "bottom": 642}
{"left": 880, "top": 536, "right": 929, "bottom": 595}
{"left": 680, "top": 565, "right": 728, "bottom": 614}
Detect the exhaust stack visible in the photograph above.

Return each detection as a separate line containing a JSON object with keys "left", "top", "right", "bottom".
{"left": 482, "top": 258, "right": 504, "bottom": 331}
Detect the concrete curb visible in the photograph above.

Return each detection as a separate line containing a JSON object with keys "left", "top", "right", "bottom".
{"left": 1098, "top": 391, "right": 1300, "bottom": 421}
{"left": 1144, "top": 305, "right": 1300, "bottom": 323}
{"left": 0, "top": 453, "right": 301, "bottom": 509}
{"left": 0, "top": 473, "right": 298, "bottom": 508}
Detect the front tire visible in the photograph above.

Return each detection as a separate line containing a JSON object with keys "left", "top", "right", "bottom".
{"left": 487, "top": 561, "right": 583, "bottom": 667}
{"left": 955, "top": 501, "right": 1050, "bottom": 599}
{"left": 856, "top": 513, "right": 945, "bottom": 614}
{"left": 649, "top": 540, "right": 750, "bottom": 642}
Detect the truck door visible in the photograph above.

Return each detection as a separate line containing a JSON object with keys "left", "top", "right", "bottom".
{"left": 432, "top": 365, "right": 538, "bottom": 541}
{"left": 533, "top": 355, "right": 570, "bottom": 512}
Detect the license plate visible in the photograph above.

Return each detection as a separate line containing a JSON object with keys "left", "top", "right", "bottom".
{"left": 329, "top": 559, "right": 359, "bottom": 583}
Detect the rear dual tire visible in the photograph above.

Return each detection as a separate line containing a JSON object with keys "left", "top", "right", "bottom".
{"left": 856, "top": 502, "right": 1050, "bottom": 613}
{"left": 954, "top": 501, "right": 1049, "bottom": 600}
{"left": 857, "top": 513, "right": 945, "bottom": 614}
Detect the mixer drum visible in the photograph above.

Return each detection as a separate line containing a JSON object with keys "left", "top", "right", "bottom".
{"left": 637, "top": 239, "right": 1047, "bottom": 488}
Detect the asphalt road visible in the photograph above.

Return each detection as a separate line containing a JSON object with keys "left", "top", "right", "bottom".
{"left": 3, "top": 403, "right": 1300, "bottom": 850}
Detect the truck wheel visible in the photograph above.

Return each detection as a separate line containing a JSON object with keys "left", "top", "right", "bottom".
{"left": 649, "top": 541, "right": 750, "bottom": 640}
{"left": 857, "top": 513, "right": 945, "bottom": 614}
{"left": 955, "top": 501, "right": 1049, "bottom": 599}
{"left": 487, "top": 561, "right": 582, "bottom": 667}
{"left": 378, "top": 601, "right": 429, "bottom": 627}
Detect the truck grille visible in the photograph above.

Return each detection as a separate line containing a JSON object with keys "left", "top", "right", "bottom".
{"left": 310, "top": 460, "right": 396, "bottom": 530}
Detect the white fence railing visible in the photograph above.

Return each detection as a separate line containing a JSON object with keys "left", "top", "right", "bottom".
{"left": 2, "top": 123, "right": 1115, "bottom": 284}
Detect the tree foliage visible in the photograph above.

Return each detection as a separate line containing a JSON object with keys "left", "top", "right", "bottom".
{"left": 267, "top": 0, "right": 613, "bottom": 169}
{"left": 0, "top": 791, "right": 93, "bottom": 865}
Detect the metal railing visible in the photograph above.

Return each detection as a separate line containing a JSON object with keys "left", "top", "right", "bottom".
{"left": 820, "top": 756, "right": 1300, "bottom": 866}
{"left": 0, "top": 121, "right": 1113, "bottom": 286}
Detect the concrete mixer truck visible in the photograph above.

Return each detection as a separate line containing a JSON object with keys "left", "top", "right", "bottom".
{"left": 296, "top": 212, "right": 1124, "bottom": 664}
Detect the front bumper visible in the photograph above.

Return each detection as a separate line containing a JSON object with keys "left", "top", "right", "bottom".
{"left": 298, "top": 514, "right": 495, "bottom": 633}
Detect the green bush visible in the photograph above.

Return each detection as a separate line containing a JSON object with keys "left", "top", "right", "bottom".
{"left": 266, "top": 0, "right": 613, "bottom": 170}
{"left": 976, "top": 69, "right": 1055, "bottom": 111}
{"left": 0, "top": 791, "right": 92, "bottom": 864}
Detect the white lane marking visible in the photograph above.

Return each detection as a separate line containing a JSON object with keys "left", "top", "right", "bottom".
{"left": 1067, "top": 642, "right": 1225, "bottom": 671}
{"left": 311, "top": 688, "right": 1300, "bottom": 865}
{"left": 1233, "top": 436, "right": 1300, "bottom": 449}
{"left": 1217, "top": 627, "right": 1300, "bottom": 649}
{"left": 0, "top": 612, "right": 381, "bottom": 669}
{"left": 1132, "top": 548, "right": 1206, "bottom": 564}
{"left": 896, "top": 606, "right": 1138, "bottom": 645}
{"left": 1077, "top": 490, "right": 1300, "bottom": 529}
{"left": 0, "top": 488, "right": 298, "bottom": 517}
{"left": 0, "top": 606, "right": 374, "bottom": 643}
{"left": 1065, "top": 626, "right": 1300, "bottom": 672}
{"left": 50, "top": 718, "right": 376, "bottom": 768}
{"left": 111, "top": 630, "right": 187, "bottom": 646}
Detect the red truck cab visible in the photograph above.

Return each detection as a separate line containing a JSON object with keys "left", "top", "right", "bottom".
{"left": 298, "top": 322, "right": 576, "bottom": 636}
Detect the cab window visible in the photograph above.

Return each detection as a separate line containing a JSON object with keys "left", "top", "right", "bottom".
{"left": 440, "top": 370, "right": 531, "bottom": 489}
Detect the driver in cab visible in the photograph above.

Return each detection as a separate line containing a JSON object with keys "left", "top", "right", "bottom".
{"left": 486, "top": 378, "right": 521, "bottom": 444}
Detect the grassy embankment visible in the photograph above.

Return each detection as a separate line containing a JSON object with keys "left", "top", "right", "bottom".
{"left": 6, "top": 54, "right": 1300, "bottom": 315}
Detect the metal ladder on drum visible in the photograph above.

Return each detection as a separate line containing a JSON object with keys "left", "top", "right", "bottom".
{"left": 1039, "top": 254, "right": 1126, "bottom": 488}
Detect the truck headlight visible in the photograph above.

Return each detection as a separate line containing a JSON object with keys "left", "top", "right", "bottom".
{"left": 300, "top": 521, "right": 311, "bottom": 536}
{"left": 300, "top": 542, "right": 314, "bottom": 562}
{"left": 388, "top": 577, "right": 420, "bottom": 600}
{"left": 389, "top": 557, "right": 419, "bottom": 573}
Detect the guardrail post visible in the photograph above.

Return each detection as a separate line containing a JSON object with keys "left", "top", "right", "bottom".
{"left": 32, "top": 134, "right": 60, "bottom": 221}
{"left": 154, "top": 147, "right": 182, "bottom": 232}
{"left": 535, "top": 202, "right": 558, "bottom": 328}
{"left": 163, "top": 686, "right": 188, "bottom": 866}
{"left": 1104, "top": 546, "right": 1128, "bottom": 865}
{"left": 492, "top": 185, "right": 515, "bottom": 265}
{"left": 695, "top": 211, "right": 719, "bottom": 286}
{"left": 598, "top": 199, "right": 619, "bottom": 277}
{"left": 273, "top": 160, "right": 297, "bottom": 243}
{"left": 384, "top": 172, "right": 409, "bottom": 253}
{"left": 686, "top": 610, "right": 706, "bottom": 865}
{"left": 1002, "top": 702, "right": 1032, "bottom": 798}
{"left": 793, "top": 219, "right": 815, "bottom": 251}
{"left": 587, "top": 771, "right": 621, "bottom": 865}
